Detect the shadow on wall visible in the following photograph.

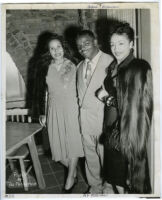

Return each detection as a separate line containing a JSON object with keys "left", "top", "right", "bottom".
{"left": 63, "top": 19, "right": 121, "bottom": 63}
{"left": 64, "top": 25, "right": 83, "bottom": 64}
{"left": 26, "top": 31, "right": 54, "bottom": 110}
{"left": 64, "top": 18, "right": 122, "bottom": 58}
{"left": 95, "top": 17, "right": 121, "bottom": 54}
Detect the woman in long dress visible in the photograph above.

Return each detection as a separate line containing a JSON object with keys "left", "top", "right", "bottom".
{"left": 98, "top": 22, "right": 153, "bottom": 194}
{"left": 33, "top": 34, "right": 84, "bottom": 193}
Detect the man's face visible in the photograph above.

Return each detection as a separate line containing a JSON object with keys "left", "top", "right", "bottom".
{"left": 76, "top": 34, "right": 97, "bottom": 60}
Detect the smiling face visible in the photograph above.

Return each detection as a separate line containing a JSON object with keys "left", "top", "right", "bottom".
{"left": 110, "top": 33, "right": 133, "bottom": 64}
{"left": 49, "top": 39, "right": 64, "bottom": 61}
{"left": 76, "top": 34, "right": 98, "bottom": 60}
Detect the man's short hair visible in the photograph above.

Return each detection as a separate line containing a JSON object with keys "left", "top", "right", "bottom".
{"left": 76, "top": 30, "right": 96, "bottom": 40}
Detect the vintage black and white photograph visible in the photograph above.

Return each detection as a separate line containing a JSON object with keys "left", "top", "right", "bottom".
{"left": 1, "top": 2, "right": 160, "bottom": 198}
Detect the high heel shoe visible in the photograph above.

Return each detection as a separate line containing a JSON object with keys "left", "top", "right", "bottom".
{"left": 62, "top": 177, "right": 78, "bottom": 194}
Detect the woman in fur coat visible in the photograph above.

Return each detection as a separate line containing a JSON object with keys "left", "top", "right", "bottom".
{"left": 98, "top": 22, "right": 153, "bottom": 194}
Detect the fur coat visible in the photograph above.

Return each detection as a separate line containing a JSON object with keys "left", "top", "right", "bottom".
{"left": 106, "top": 52, "right": 153, "bottom": 193}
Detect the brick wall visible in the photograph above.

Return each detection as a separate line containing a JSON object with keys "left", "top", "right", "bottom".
{"left": 6, "top": 9, "right": 100, "bottom": 84}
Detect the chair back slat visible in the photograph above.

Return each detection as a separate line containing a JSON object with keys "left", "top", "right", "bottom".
{"left": 16, "top": 115, "right": 19, "bottom": 122}
{"left": 28, "top": 116, "right": 32, "bottom": 123}
{"left": 22, "top": 115, "right": 25, "bottom": 123}
{"left": 11, "top": 115, "right": 14, "bottom": 122}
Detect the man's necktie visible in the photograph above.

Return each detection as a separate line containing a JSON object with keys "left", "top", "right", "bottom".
{"left": 85, "top": 61, "right": 92, "bottom": 86}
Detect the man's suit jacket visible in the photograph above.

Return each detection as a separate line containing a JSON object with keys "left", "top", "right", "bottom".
{"left": 77, "top": 51, "right": 113, "bottom": 136}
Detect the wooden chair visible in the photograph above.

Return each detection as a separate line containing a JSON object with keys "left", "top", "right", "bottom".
{"left": 6, "top": 108, "right": 34, "bottom": 191}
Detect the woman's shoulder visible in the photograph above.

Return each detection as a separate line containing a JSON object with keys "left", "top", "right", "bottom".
{"left": 125, "top": 58, "right": 151, "bottom": 77}
{"left": 130, "top": 58, "right": 151, "bottom": 70}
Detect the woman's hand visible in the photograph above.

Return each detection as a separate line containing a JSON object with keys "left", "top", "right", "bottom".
{"left": 106, "top": 96, "right": 116, "bottom": 107}
{"left": 96, "top": 87, "right": 109, "bottom": 102}
{"left": 39, "top": 115, "right": 46, "bottom": 127}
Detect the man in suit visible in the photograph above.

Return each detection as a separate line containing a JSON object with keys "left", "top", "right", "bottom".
{"left": 76, "top": 30, "right": 113, "bottom": 194}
